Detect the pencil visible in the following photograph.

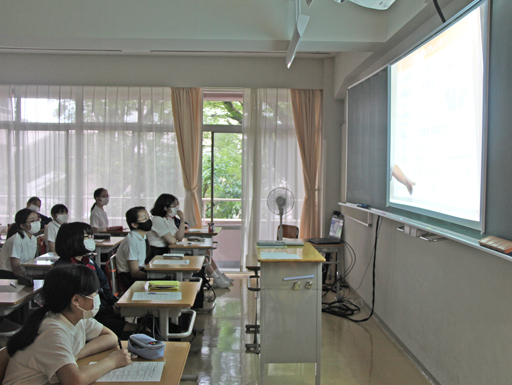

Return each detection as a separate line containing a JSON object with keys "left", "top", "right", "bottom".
{"left": 118, "top": 339, "right": 123, "bottom": 351}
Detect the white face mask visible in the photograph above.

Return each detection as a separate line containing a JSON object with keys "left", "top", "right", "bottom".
{"left": 27, "top": 221, "right": 41, "bottom": 234}
{"left": 100, "top": 197, "right": 109, "bottom": 206}
{"left": 56, "top": 214, "right": 68, "bottom": 224}
{"left": 84, "top": 238, "right": 96, "bottom": 252}
{"left": 29, "top": 204, "right": 40, "bottom": 213}
{"left": 77, "top": 294, "right": 100, "bottom": 319}
{"left": 170, "top": 206, "right": 179, "bottom": 216}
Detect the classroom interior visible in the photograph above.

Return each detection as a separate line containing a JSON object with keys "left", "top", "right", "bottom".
{"left": 1, "top": 0, "right": 512, "bottom": 384}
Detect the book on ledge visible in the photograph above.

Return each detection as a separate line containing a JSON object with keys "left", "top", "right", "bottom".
{"left": 478, "top": 236, "right": 512, "bottom": 254}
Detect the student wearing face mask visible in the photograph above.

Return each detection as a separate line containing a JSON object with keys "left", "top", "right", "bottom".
{"left": 146, "top": 194, "right": 186, "bottom": 263}
{"left": 0, "top": 208, "right": 40, "bottom": 278}
{"left": 27, "top": 196, "right": 53, "bottom": 229}
{"left": 116, "top": 207, "right": 151, "bottom": 289}
{"left": 3, "top": 264, "right": 132, "bottom": 385}
{"left": 147, "top": 193, "right": 232, "bottom": 288}
{"left": 54, "top": 222, "right": 139, "bottom": 338}
{"left": 90, "top": 188, "right": 109, "bottom": 233}
{"left": 44, "top": 204, "right": 69, "bottom": 253}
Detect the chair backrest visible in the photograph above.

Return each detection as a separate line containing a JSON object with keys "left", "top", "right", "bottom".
{"left": 0, "top": 346, "right": 10, "bottom": 383}
{"left": 105, "top": 254, "right": 122, "bottom": 297}
{"left": 36, "top": 234, "right": 46, "bottom": 256}
{"left": 277, "top": 225, "right": 299, "bottom": 240}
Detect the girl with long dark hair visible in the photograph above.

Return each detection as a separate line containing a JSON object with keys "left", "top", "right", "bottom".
{"left": 3, "top": 264, "right": 131, "bottom": 385}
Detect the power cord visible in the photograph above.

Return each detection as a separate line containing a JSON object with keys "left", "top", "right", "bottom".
{"left": 322, "top": 216, "right": 383, "bottom": 323}
{"left": 432, "top": 0, "right": 446, "bottom": 23}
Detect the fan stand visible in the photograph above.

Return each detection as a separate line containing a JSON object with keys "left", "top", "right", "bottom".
{"left": 277, "top": 207, "right": 284, "bottom": 241}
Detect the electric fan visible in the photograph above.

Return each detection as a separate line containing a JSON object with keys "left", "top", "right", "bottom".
{"left": 267, "top": 187, "right": 295, "bottom": 241}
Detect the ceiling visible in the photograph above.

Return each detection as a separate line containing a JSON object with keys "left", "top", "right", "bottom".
{"left": 0, "top": 0, "right": 435, "bottom": 58}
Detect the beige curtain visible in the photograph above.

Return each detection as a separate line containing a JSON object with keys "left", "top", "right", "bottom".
{"left": 171, "top": 87, "right": 203, "bottom": 228}
{"left": 290, "top": 89, "right": 323, "bottom": 239}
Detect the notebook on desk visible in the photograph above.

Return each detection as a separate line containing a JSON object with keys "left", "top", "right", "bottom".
{"left": 308, "top": 217, "right": 344, "bottom": 244}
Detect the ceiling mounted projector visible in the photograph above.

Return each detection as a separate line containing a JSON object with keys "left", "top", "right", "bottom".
{"left": 333, "top": 0, "right": 397, "bottom": 10}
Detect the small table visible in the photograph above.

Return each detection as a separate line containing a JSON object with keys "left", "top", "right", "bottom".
{"left": 117, "top": 281, "right": 199, "bottom": 340}
{"left": 169, "top": 238, "right": 213, "bottom": 255}
{"left": 0, "top": 279, "right": 44, "bottom": 317}
{"left": 94, "top": 237, "right": 125, "bottom": 265}
{"left": 77, "top": 340, "right": 190, "bottom": 385}
{"left": 146, "top": 256, "right": 205, "bottom": 281}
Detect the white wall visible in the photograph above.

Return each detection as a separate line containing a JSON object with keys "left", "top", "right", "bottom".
{"left": 340, "top": 1, "right": 512, "bottom": 384}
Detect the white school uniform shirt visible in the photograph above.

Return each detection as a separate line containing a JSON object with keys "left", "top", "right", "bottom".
{"left": 0, "top": 232, "right": 37, "bottom": 272}
{"left": 146, "top": 216, "right": 178, "bottom": 248}
{"left": 116, "top": 230, "right": 147, "bottom": 273}
{"left": 90, "top": 205, "right": 108, "bottom": 231}
{"left": 3, "top": 312, "right": 103, "bottom": 385}
{"left": 44, "top": 220, "right": 61, "bottom": 247}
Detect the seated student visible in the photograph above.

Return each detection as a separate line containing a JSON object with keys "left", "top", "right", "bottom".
{"left": 27, "top": 196, "right": 52, "bottom": 229}
{"left": 116, "top": 207, "right": 150, "bottom": 289}
{"left": 147, "top": 193, "right": 232, "bottom": 288}
{"left": 54, "top": 222, "right": 138, "bottom": 338}
{"left": 0, "top": 208, "right": 39, "bottom": 278}
{"left": 90, "top": 187, "right": 109, "bottom": 233}
{"left": 3, "top": 264, "right": 132, "bottom": 385}
{"left": 44, "top": 204, "right": 68, "bottom": 253}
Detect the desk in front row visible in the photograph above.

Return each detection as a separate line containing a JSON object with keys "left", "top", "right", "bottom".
{"left": 146, "top": 256, "right": 205, "bottom": 281}
{"left": 117, "top": 281, "right": 199, "bottom": 340}
{"left": 257, "top": 242, "right": 325, "bottom": 385}
{"left": 77, "top": 340, "right": 190, "bottom": 385}
{"left": 0, "top": 279, "right": 43, "bottom": 317}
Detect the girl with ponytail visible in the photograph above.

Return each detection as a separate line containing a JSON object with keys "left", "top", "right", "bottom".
{"left": 3, "top": 264, "right": 131, "bottom": 385}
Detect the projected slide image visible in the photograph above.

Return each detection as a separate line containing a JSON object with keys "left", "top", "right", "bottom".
{"left": 389, "top": 4, "right": 485, "bottom": 223}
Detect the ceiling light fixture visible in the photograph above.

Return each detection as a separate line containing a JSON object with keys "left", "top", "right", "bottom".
{"left": 333, "top": 0, "right": 397, "bottom": 10}
{"left": 286, "top": 0, "right": 310, "bottom": 68}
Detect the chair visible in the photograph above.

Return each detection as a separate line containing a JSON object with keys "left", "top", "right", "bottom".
{"left": 0, "top": 346, "right": 10, "bottom": 383}
{"left": 36, "top": 234, "right": 46, "bottom": 256}
{"left": 277, "top": 225, "right": 299, "bottom": 240}
{"left": 105, "top": 254, "right": 124, "bottom": 297}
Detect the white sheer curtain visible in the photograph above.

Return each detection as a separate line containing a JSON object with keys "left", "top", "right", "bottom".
{"left": 0, "top": 85, "right": 184, "bottom": 227}
{"left": 241, "top": 88, "right": 305, "bottom": 265}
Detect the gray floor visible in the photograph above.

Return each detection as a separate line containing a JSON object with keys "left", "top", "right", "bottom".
{"left": 181, "top": 274, "right": 433, "bottom": 385}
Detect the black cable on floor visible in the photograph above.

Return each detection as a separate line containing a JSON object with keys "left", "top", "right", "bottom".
{"left": 323, "top": 216, "right": 383, "bottom": 323}
{"left": 433, "top": 0, "right": 446, "bottom": 23}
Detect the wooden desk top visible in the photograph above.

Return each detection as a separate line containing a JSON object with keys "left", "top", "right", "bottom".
{"left": 185, "top": 227, "right": 221, "bottom": 236}
{"left": 0, "top": 279, "right": 44, "bottom": 306}
{"left": 257, "top": 242, "right": 325, "bottom": 263}
{"left": 77, "top": 341, "right": 190, "bottom": 385}
{"left": 169, "top": 238, "right": 213, "bottom": 250}
{"left": 94, "top": 236, "right": 125, "bottom": 247}
{"left": 146, "top": 256, "right": 205, "bottom": 272}
{"left": 117, "top": 281, "right": 200, "bottom": 309}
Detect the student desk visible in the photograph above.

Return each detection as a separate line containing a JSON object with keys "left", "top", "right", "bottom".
{"left": 117, "top": 281, "right": 200, "bottom": 340}
{"left": 168, "top": 238, "right": 214, "bottom": 256}
{"left": 77, "top": 340, "right": 190, "bottom": 385}
{"left": 146, "top": 256, "right": 205, "bottom": 281}
{"left": 257, "top": 243, "right": 324, "bottom": 385}
{"left": 185, "top": 227, "right": 222, "bottom": 238}
{"left": 22, "top": 253, "right": 59, "bottom": 278}
{"left": 0, "top": 279, "right": 43, "bottom": 317}
{"left": 100, "top": 228, "right": 130, "bottom": 237}
{"left": 94, "top": 237, "right": 124, "bottom": 265}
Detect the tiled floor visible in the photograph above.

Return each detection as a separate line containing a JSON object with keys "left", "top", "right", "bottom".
{"left": 181, "top": 274, "right": 433, "bottom": 385}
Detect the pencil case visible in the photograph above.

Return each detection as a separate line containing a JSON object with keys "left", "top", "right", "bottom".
{"left": 127, "top": 334, "right": 165, "bottom": 360}
{"left": 148, "top": 280, "right": 180, "bottom": 290}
